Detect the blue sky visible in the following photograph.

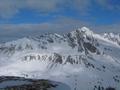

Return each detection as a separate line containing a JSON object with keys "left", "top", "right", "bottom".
{"left": 0, "top": 0, "right": 120, "bottom": 42}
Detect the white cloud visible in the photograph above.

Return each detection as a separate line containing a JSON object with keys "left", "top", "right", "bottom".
{"left": 0, "top": 0, "right": 25, "bottom": 18}
{"left": 0, "top": 0, "right": 113, "bottom": 19}
{"left": 0, "top": 0, "right": 119, "bottom": 19}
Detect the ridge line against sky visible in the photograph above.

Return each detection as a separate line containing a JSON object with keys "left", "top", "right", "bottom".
{"left": 0, "top": 0, "right": 120, "bottom": 42}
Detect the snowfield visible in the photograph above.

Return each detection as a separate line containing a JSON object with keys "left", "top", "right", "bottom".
{"left": 0, "top": 27, "right": 120, "bottom": 90}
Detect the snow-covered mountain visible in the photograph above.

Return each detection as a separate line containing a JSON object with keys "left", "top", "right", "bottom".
{"left": 0, "top": 27, "right": 120, "bottom": 90}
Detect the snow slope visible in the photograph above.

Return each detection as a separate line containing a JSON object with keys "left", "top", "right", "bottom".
{"left": 0, "top": 27, "right": 120, "bottom": 90}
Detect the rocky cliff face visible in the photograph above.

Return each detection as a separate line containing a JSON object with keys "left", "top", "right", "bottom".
{"left": 0, "top": 76, "right": 70, "bottom": 90}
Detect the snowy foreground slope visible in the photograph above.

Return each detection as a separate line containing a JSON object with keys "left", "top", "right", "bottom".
{"left": 0, "top": 27, "right": 120, "bottom": 90}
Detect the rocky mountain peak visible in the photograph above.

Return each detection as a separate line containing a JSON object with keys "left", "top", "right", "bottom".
{"left": 78, "top": 27, "right": 93, "bottom": 34}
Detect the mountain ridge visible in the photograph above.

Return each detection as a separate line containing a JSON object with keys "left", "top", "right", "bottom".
{"left": 0, "top": 27, "right": 120, "bottom": 90}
